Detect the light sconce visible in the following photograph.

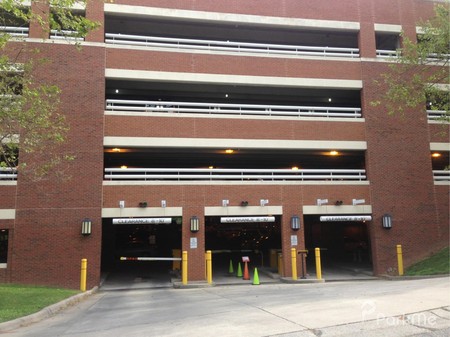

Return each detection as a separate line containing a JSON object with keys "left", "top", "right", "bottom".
{"left": 81, "top": 218, "right": 92, "bottom": 236}
{"left": 382, "top": 214, "right": 392, "bottom": 229}
{"left": 317, "top": 198, "right": 328, "bottom": 206}
{"left": 190, "top": 216, "right": 200, "bottom": 233}
{"left": 291, "top": 216, "right": 301, "bottom": 231}
{"left": 260, "top": 199, "right": 269, "bottom": 207}
{"left": 222, "top": 199, "right": 229, "bottom": 207}
{"left": 119, "top": 200, "right": 125, "bottom": 209}
{"left": 161, "top": 200, "right": 167, "bottom": 208}
{"left": 352, "top": 199, "right": 365, "bottom": 206}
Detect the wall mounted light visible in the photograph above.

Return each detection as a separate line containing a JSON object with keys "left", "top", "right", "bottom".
{"left": 190, "top": 216, "right": 200, "bottom": 233}
{"left": 81, "top": 218, "right": 92, "bottom": 236}
{"left": 291, "top": 216, "right": 301, "bottom": 231}
{"left": 161, "top": 200, "right": 167, "bottom": 208}
{"left": 222, "top": 199, "right": 229, "bottom": 207}
{"left": 382, "top": 214, "right": 392, "bottom": 229}
{"left": 317, "top": 199, "right": 328, "bottom": 206}
{"left": 119, "top": 200, "right": 125, "bottom": 208}
{"left": 260, "top": 199, "right": 269, "bottom": 207}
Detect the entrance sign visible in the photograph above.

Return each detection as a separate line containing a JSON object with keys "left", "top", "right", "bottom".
{"left": 113, "top": 218, "right": 172, "bottom": 225}
{"left": 220, "top": 216, "right": 275, "bottom": 223}
{"left": 320, "top": 215, "right": 372, "bottom": 222}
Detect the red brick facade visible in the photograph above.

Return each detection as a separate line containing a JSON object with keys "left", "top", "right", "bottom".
{"left": 0, "top": 0, "right": 448, "bottom": 288}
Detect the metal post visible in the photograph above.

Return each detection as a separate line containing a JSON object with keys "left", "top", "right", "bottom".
{"left": 315, "top": 248, "right": 322, "bottom": 280}
{"left": 396, "top": 245, "right": 404, "bottom": 276}
{"left": 291, "top": 248, "right": 298, "bottom": 280}
{"left": 80, "top": 259, "right": 87, "bottom": 292}
{"left": 206, "top": 250, "right": 212, "bottom": 284}
{"left": 182, "top": 251, "right": 188, "bottom": 285}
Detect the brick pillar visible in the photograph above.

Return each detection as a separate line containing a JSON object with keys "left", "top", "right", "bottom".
{"left": 29, "top": 0, "right": 49, "bottom": 39}
{"left": 85, "top": 0, "right": 105, "bottom": 43}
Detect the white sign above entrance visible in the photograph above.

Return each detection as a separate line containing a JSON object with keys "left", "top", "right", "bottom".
{"left": 113, "top": 218, "right": 172, "bottom": 225}
{"left": 320, "top": 215, "right": 372, "bottom": 222}
{"left": 220, "top": 216, "right": 275, "bottom": 223}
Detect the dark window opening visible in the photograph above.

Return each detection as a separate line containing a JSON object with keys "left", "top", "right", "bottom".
{"left": 0, "top": 229, "right": 8, "bottom": 264}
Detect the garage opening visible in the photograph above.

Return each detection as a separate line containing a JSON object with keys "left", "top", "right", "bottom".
{"left": 205, "top": 216, "right": 282, "bottom": 277}
{"left": 101, "top": 218, "right": 182, "bottom": 288}
{"left": 304, "top": 215, "right": 372, "bottom": 278}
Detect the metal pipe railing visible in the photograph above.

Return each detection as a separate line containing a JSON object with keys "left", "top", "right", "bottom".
{"left": 0, "top": 168, "right": 18, "bottom": 180}
{"left": 0, "top": 26, "right": 29, "bottom": 37}
{"left": 105, "top": 99, "right": 362, "bottom": 119}
{"left": 105, "top": 33, "right": 360, "bottom": 58}
{"left": 104, "top": 168, "right": 367, "bottom": 181}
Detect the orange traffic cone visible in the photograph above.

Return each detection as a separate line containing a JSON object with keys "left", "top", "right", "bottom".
{"left": 243, "top": 261, "right": 250, "bottom": 280}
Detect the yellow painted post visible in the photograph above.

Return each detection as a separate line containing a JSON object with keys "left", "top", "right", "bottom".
{"left": 206, "top": 250, "right": 212, "bottom": 284}
{"left": 277, "top": 253, "right": 283, "bottom": 276}
{"left": 80, "top": 258, "right": 87, "bottom": 292}
{"left": 182, "top": 251, "right": 188, "bottom": 285}
{"left": 315, "top": 248, "right": 322, "bottom": 280}
{"left": 397, "top": 244, "right": 404, "bottom": 276}
{"left": 291, "top": 248, "right": 298, "bottom": 280}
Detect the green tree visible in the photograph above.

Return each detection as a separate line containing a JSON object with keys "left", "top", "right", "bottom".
{"left": 0, "top": 0, "right": 100, "bottom": 178}
{"left": 372, "top": 4, "right": 449, "bottom": 124}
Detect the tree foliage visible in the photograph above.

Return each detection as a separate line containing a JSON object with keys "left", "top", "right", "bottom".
{"left": 0, "top": 1, "right": 100, "bottom": 179}
{"left": 372, "top": 4, "right": 449, "bottom": 124}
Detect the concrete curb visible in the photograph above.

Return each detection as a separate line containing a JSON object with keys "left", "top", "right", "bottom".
{"left": 380, "top": 274, "right": 450, "bottom": 281}
{"left": 0, "top": 287, "right": 98, "bottom": 333}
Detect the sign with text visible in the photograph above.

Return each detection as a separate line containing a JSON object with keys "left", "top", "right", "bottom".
{"left": 113, "top": 218, "right": 172, "bottom": 225}
{"left": 319, "top": 215, "right": 372, "bottom": 222}
{"left": 220, "top": 216, "right": 275, "bottom": 223}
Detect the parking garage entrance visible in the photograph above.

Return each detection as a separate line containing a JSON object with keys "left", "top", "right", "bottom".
{"left": 205, "top": 216, "right": 281, "bottom": 276}
{"left": 304, "top": 215, "right": 373, "bottom": 277}
{"left": 101, "top": 217, "right": 182, "bottom": 288}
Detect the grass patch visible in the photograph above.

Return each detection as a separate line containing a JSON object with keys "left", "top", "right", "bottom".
{"left": 0, "top": 284, "right": 79, "bottom": 323}
{"left": 405, "top": 247, "right": 450, "bottom": 276}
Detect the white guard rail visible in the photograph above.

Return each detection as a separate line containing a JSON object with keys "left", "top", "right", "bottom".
{"left": 427, "top": 110, "right": 448, "bottom": 121}
{"left": 106, "top": 99, "right": 362, "bottom": 119}
{"left": 0, "top": 168, "right": 17, "bottom": 180}
{"left": 104, "top": 168, "right": 367, "bottom": 181}
{"left": 105, "top": 33, "right": 360, "bottom": 58}
{"left": 0, "top": 26, "right": 29, "bottom": 37}
{"left": 50, "top": 29, "right": 84, "bottom": 41}
{"left": 376, "top": 49, "right": 398, "bottom": 58}
{"left": 433, "top": 170, "right": 450, "bottom": 181}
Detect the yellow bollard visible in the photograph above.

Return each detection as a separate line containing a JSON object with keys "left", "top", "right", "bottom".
{"left": 80, "top": 258, "right": 87, "bottom": 292}
{"left": 291, "top": 248, "right": 298, "bottom": 280}
{"left": 206, "top": 250, "right": 212, "bottom": 284}
{"left": 182, "top": 251, "right": 188, "bottom": 285}
{"left": 315, "top": 248, "right": 322, "bottom": 280}
{"left": 397, "top": 244, "right": 404, "bottom": 276}
{"left": 277, "top": 253, "right": 283, "bottom": 276}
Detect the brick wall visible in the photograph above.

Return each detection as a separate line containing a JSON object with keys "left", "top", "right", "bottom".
{"left": 10, "top": 41, "right": 105, "bottom": 289}
{"left": 361, "top": 61, "right": 445, "bottom": 275}
{"left": 105, "top": 116, "right": 366, "bottom": 141}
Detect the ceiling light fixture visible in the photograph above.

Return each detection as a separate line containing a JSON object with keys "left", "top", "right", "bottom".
{"left": 225, "top": 149, "right": 234, "bottom": 154}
